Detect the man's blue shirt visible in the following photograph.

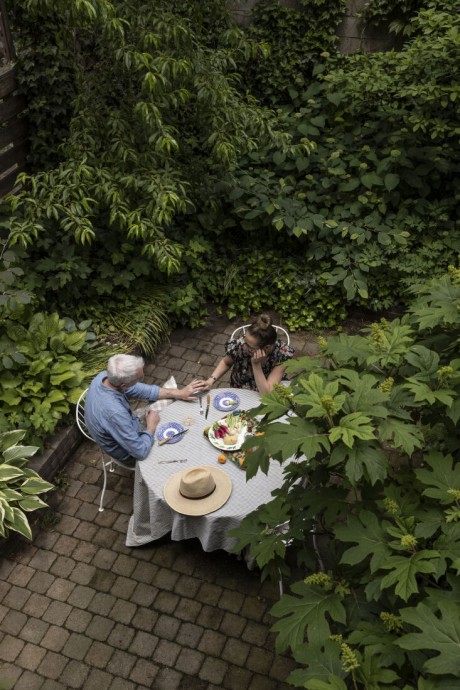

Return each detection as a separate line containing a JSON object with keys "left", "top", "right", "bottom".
{"left": 84, "top": 371, "right": 160, "bottom": 462}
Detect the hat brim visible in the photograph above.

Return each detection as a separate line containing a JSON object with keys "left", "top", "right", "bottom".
{"left": 163, "top": 465, "right": 232, "bottom": 516}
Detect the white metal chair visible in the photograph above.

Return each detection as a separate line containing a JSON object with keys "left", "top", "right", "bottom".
{"left": 76, "top": 388, "right": 135, "bottom": 512}
{"left": 230, "top": 324, "right": 290, "bottom": 345}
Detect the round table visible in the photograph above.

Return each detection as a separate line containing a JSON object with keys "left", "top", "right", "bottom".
{"left": 126, "top": 388, "right": 289, "bottom": 555}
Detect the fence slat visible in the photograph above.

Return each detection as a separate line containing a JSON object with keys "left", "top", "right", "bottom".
{"left": 0, "top": 94, "right": 27, "bottom": 123}
{"left": 0, "top": 141, "right": 27, "bottom": 171}
{"left": 0, "top": 117, "right": 28, "bottom": 148}
{"left": 0, "top": 165, "right": 25, "bottom": 198}
{"left": 0, "top": 64, "right": 18, "bottom": 99}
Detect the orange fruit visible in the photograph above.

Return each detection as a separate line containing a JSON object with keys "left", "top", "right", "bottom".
{"left": 217, "top": 454, "right": 227, "bottom": 464}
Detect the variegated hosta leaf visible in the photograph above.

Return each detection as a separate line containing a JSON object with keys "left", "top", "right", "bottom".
{"left": 0, "top": 430, "right": 27, "bottom": 451}
{"left": 7, "top": 506, "right": 33, "bottom": 541}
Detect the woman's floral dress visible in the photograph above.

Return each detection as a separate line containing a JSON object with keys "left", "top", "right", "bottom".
{"left": 224, "top": 337, "right": 294, "bottom": 391}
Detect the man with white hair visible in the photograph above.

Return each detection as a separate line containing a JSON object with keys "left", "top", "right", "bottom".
{"left": 84, "top": 354, "right": 205, "bottom": 466}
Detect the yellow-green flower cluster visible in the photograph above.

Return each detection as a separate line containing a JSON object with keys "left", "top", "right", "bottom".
{"left": 304, "top": 572, "right": 333, "bottom": 590}
{"left": 370, "top": 323, "right": 385, "bottom": 346}
{"left": 383, "top": 497, "right": 399, "bottom": 515}
{"left": 379, "top": 376, "right": 394, "bottom": 393}
{"left": 273, "top": 383, "right": 293, "bottom": 402}
{"left": 447, "top": 488, "right": 460, "bottom": 502}
{"left": 437, "top": 365, "right": 454, "bottom": 384}
{"left": 400, "top": 534, "right": 417, "bottom": 550}
{"left": 448, "top": 264, "right": 460, "bottom": 285}
{"left": 330, "top": 636, "right": 360, "bottom": 672}
{"left": 317, "top": 336, "right": 328, "bottom": 349}
{"left": 380, "top": 611, "right": 403, "bottom": 632}
{"left": 321, "top": 395, "right": 337, "bottom": 415}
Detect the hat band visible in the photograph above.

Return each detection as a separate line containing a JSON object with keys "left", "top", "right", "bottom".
{"left": 179, "top": 485, "right": 216, "bottom": 501}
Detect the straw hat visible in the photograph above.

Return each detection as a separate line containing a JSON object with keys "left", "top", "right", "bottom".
{"left": 163, "top": 465, "right": 232, "bottom": 516}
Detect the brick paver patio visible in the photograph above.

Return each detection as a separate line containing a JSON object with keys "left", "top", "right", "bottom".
{"left": 0, "top": 311, "right": 319, "bottom": 689}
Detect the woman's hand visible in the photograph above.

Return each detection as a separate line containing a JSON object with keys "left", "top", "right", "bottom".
{"left": 251, "top": 349, "right": 268, "bottom": 366}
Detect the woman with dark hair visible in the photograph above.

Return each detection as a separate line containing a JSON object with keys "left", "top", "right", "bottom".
{"left": 204, "top": 314, "right": 294, "bottom": 394}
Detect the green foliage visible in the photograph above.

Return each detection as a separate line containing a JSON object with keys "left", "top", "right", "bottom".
{"left": 0, "top": 430, "right": 54, "bottom": 541}
{"left": 8, "top": 0, "right": 287, "bottom": 276}
{"left": 361, "top": 0, "right": 426, "bottom": 36}
{"left": 9, "top": 0, "right": 459, "bottom": 332}
{"left": 230, "top": 265, "right": 460, "bottom": 687}
{"left": 244, "top": 0, "right": 346, "bottom": 104}
{"left": 0, "top": 311, "right": 90, "bottom": 445}
{"left": 218, "top": 0, "right": 460, "bottom": 320}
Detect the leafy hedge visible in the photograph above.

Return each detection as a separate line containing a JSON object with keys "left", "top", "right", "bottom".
{"left": 231, "top": 264, "right": 460, "bottom": 688}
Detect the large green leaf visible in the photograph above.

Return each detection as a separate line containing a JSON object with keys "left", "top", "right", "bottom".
{"left": 291, "top": 640, "right": 345, "bottom": 684}
{"left": 416, "top": 452, "right": 460, "bottom": 505}
{"left": 379, "top": 550, "right": 440, "bottom": 601}
{"left": 379, "top": 418, "right": 424, "bottom": 455}
{"left": 335, "top": 511, "right": 391, "bottom": 572}
{"left": 447, "top": 398, "right": 460, "bottom": 425}
{"left": 271, "top": 582, "right": 346, "bottom": 651}
{"left": 398, "top": 601, "right": 460, "bottom": 675}
{"left": 324, "top": 334, "right": 371, "bottom": 365}
{"left": 404, "top": 378, "right": 454, "bottom": 407}
{"left": 330, "top": 443, "right": 389, "bottom": 485}
{"left": 404, "top": 345, "right": 440, "bottom": 380}
{"left": 335, "top": 371, "right": 388, "bottom": 418}
{"left": 265, "top": 417, "right": 330, "bottom": 462}
{"left": 305, "top": 678, "right": 347, "bottom": 690}
{"left": 256, "top": 389, "right": 291, "bottom": 420}
{"left": 434, "top": 524, "right": 460, "bottom": 575}
{"left": 329, "top": 412, "right": 375, "bottom": 448}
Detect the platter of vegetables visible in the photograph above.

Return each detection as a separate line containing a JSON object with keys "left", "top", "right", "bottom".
{"left": 207, "top": 412, "right": 248, "bottom": 451}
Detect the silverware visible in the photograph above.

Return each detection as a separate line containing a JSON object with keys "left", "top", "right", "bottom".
{"left": 158, "top": 428, "right": 189, "bottom": 446}
{"left": 158, "top": 459, "right": 188, "bottom": 464}
{"left": 205, "top": 394, "right": 211, "bottom": 419}
{"left": 199, "top": 396, "right": 203, "bottom": 415}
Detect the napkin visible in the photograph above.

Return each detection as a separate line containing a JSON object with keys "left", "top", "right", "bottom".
{"left": 147, "top": 375, "right": 177, "bottom": 411}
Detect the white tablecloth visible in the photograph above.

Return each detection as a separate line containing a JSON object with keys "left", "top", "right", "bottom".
{"left": 126, "top": 388, "right": 288, "bottom": 554}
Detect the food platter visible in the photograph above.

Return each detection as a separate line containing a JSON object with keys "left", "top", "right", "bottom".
{"left": 208, "top": 413, "right": 248, "bottom": 451}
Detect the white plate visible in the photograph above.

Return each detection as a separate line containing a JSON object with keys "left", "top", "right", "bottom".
{"left": 208, "top": 418, "right": 248, "bottom": 451}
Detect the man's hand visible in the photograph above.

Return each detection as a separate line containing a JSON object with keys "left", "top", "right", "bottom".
{"left": 146, "top": 410, "right": 160, "bottom": 433}
{"left": 179, "top": 379, "right": 207, "bottom": 401}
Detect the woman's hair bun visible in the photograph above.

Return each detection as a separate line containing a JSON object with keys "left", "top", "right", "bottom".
{"left": 255, "top": 313, "right": 272, "bottom": 330}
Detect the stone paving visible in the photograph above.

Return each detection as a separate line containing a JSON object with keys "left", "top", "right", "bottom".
{"left": 0, "top": 311, "right": 319, "bottom": 690}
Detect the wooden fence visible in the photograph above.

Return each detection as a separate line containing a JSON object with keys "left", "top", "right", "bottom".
{"left": 0, "top": 0, "right": 28, "bottom": 199}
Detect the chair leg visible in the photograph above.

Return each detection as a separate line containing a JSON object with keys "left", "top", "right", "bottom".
{"left": 99, "top": 455, "right": 109, "bottom": 512}
{"left": 278, "top": 568, "right": 284, "bottom": 597}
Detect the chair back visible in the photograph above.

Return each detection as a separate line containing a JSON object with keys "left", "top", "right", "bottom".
{"left": 230, "top": 324, "right": 290, "bottom": 345}
{"left": 76, "top": 388, "right": 94, "bottom": 442}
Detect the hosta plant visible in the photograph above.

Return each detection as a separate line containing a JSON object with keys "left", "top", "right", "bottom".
{"left": 0, "top": 430, "right": 54, "bottom": 541}
{"left": 0, "top": 311, "right": 90, "bottom": 445}
{"left": 230, "top": 264, "right": 460, "bottom": 688}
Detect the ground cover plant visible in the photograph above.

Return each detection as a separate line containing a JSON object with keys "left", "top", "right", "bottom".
{"left": 231, "top": 264, "right": 460, "bottom": 688}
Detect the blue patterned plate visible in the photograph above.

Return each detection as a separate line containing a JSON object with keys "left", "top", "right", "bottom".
{"left": 156, "top": 422, "right": 185, "bottom": 444}
{"left": 213, "top": 392, "right": 240, "bottom": 412}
